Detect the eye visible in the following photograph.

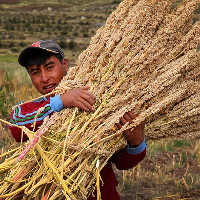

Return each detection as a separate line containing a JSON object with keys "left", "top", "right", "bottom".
{"left": 32, "top": 71, "right": 39, "bottom": 76}
{"left": 47, "top": 66, "right": 53, "bottom": 70}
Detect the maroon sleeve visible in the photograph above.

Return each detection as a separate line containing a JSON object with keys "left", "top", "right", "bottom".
{"left": 111, "top": 148, "right": 146, "bottom": 170}
{"left": 9, "top": 98, "right": 54, "bottom": 142}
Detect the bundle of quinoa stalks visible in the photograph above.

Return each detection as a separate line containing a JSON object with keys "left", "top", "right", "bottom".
{"left": 0, "top": 0, "right": 200, "bottom": 199}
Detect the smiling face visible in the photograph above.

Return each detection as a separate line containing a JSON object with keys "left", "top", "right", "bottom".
{"left": 27, "top": 55, "right": 68, "bottom": 95}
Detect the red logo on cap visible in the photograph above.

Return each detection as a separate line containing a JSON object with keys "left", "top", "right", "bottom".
{"left": 31, "top": 41, "right": 40, "bottom": 47}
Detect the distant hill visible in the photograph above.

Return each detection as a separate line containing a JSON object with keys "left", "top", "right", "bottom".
{"left": 0, "top": 0, "right": 199, "bottom": 63}
{"left": 0, "top": 0, "right": 122, "bottom": 63}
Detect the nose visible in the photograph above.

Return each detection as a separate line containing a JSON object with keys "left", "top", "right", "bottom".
{"left": 41, "top": 71, "right": 50, "bottom": 83}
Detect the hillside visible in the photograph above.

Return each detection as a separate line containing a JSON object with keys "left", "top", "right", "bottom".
{"left": 0, "top": 0, "right": 199, "bottom": 64}
{"left": 0, "top": 0, "right": 122, "bottom": 64}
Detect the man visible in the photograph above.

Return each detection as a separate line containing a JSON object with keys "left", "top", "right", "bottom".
{"left": 9, "top": 40, "right": 146, "bottom": 200}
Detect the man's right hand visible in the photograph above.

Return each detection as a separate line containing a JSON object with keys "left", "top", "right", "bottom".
{"left": 60, "top": 86, "right": 95, "bottom": 112}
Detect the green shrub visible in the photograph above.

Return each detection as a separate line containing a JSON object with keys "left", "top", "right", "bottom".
{"left": 83, "top": 32, "right": 89, "bottom": 38}
{"left": 68, "top": 40, "right": 76, "bottom": 50}
{"left": 11, "top": 48, "right": 18, "bottom": 53}
{"left": 58, "top": 40, "right": 68, "bottom": 49}
{"left": 19, "top": 41, "right": 26, "bottom": 47}
{"left": 73, "top": 29, "right": 78, "bottom": 36}
{"left": 8, "top": 42, "right": 14, "bottom": 47}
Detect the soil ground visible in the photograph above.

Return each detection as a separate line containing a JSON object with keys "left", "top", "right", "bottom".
{"left": 118, "top": 147, "right": 200, "bottom": 200}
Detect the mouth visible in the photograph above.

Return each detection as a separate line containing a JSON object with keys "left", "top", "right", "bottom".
{"left": 43, "top": 84, "right": 57, "bottom": 93}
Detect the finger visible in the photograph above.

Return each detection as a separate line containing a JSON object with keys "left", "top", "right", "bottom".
{"left": 127, "top": 111, "right": 136, "bottom": 120}
{"left": 119, "top": 117, "right": 129, "bottom": 126}
{"left": 74, "top": 101, "right": 90, "bottom": 112}
{"left": 81, "top": 89, "right": 95, "bottom": 101}
{"left": 116, "top": 123, "right": 122, "bottom": 129}
{"left": 79, "top": 93, "right": 94, "bottom": 106}
{"left": 79, "top": 86, "right": 90, "bottom": 90}
{"left": 123, "top": 113, "right": 133, "bottom": 123}
{"left": 77, "top": 97, "right": 95, "bottom": 111}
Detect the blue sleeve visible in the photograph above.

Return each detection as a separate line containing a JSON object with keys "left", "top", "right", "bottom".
{"left": 50, "top": 94, "right": 64, "bottom": 112}
{"left": 125, "top": 138, "right": 147, "bottom": 154}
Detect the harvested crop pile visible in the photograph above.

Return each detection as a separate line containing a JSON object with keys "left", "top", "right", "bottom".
{"left": 0, "top": 0, "right": 199, "bottom": 199}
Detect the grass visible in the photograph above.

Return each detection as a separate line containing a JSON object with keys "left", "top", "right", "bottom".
{"left": 0, "top": 53, "right": 18, "bottom": 63}
{"left": 0, "top": 63, "right": 39, "bottom": 119}
{"left": 116, "top": 139, "right": 200, "bottom": 200}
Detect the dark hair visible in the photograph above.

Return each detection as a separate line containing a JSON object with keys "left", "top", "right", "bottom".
{"left": 23, "top": 48, "right": 63, "bottom": 69}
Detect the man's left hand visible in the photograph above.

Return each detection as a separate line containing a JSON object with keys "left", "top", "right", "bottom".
{"left": 116, "top": 111, "right": 145, "bottom": 148}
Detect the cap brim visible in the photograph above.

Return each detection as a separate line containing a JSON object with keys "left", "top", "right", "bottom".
{"left": 18, "top": 47, "right": 40, "bottom": 67}
{"left": 18, "top": 46, "right": 60, "bottom": 67}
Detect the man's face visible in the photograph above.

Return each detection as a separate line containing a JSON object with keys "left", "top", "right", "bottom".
{"left": 27, "top": 55, "right": 68, "bottom": 95}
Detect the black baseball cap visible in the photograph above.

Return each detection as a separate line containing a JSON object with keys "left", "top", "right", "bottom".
{"left": 18, "top": 40, "right": 65, "bottom": 67}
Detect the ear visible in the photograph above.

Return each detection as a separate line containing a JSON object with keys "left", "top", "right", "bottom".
{"left": 62, "top": 58, "right": 68, "bottom": 73}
